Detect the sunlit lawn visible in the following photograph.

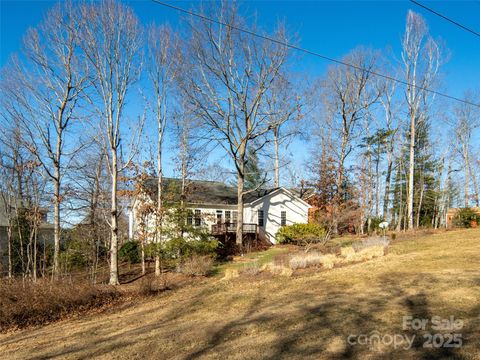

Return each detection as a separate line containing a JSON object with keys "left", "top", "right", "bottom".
{"left": 1, "top": 228, "right": 479, "bottom": 360}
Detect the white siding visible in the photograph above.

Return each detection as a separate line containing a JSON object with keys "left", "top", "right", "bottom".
{"left": 130, "top": 188, "right": 310, "bottom": 244}
{"left": 245, "top": 189, "right": 310, "bottom": 243}
{"left": 130, "top": 201, "right": 238, "bottom": 242}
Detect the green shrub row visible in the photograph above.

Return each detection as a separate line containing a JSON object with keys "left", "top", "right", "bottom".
{"left": 276, "top": 223, "right": 327, "bottom": 245}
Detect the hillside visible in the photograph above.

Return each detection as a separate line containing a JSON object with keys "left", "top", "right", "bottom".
{"left": 1, "top": 228, "right": 479, "bottom": 359}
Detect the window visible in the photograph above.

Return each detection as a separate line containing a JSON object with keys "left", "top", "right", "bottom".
{"left": 225, "top": 210, "right": 231, "bottom": 224}
{"left": 258, "top": 210, "right": 264, "bottom": 227}
{"left": 281, "top": 211, "right": 287, "bottom": 226}
{"left": 186, "top": 210, "right": 193, "bottom": 226}
{"left": 232, "top": 211, "right": 238, "bottom": 224}
{"left": 216, "top": 210, "right": 223, "bottom": 224}
{"left": 194, "top": 209, "right": 201, "bottom": 227}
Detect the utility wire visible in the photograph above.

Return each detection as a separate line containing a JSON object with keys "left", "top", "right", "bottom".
{"left": 410, "top": 0, "right": 480, "bottom": 38}
{"left": 151, "top": 0, "right": 480, "bottom": 108}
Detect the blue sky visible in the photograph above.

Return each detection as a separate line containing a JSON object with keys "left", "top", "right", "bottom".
{"left": 1, "top": 0, "right": 479, "bottom": 182}
{"left": 2, "top": 1, "right": 479, "bottom": 94}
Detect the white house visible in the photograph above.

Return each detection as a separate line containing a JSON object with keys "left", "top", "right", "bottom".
{"left": 129, "top": 178, "right": 311, "bottom": 244}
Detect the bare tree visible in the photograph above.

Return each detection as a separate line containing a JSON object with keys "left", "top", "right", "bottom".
{"left": 146, "top": 24, "right": 178, "bottom": 276}
{"left": 0, "top": 126, "right": 26, "bottom": 278}
{"left": 401, "top": 10, "right": 441, "bottom": 229}
{"left": 179, "top": 3, "right": 289, "bottom": 245}
{"left": 320, "top": 48, "right": 380, "bottom": 233}
{"left": 1, "top": 2, "right": 87, "bottom": 277}
{"left": 79, "top": 0, "right": 143, "bottom": 285}
{"left": 265, "top": 74, "right": 303, "bottom": 187}
{"left": 377, "top": 77, "right": 401, "bottom": 220}
{"left": 453, "top": 91, "right": 480, "bottom": 207}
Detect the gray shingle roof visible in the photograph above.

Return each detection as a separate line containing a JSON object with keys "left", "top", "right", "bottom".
{"left": 142, "top": 178, "right": 279, "bottom": 205}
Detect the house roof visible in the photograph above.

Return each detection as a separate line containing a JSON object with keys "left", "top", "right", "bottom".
{"left": 142, "top": 178, "right": 283, "bottom": 206}
{"left": 0, "top": 193, "right": 51, "bottom": 227}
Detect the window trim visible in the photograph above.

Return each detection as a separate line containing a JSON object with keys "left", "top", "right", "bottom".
{"left": 194, "top": 209, "right": 201, "bottom": 227}
{"left": 258, "top": 210, "right": 264, "bottom": 227}
{"left": 281, "top": 211, "right": 287, "bottom": 226}
{"left": 216, "top": 209, "right": 223, "bottom": 224}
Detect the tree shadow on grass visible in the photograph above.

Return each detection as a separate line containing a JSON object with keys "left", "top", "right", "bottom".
{"left": 182, "top": 272, "right": 475, "bottom": 360}
{"left": 2, "top": 270, "right": 478, "bottom": 360}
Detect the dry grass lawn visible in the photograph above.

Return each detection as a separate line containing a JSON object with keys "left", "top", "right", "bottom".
{"left": 1, "top": 228, "right": 479, "bottom": 359}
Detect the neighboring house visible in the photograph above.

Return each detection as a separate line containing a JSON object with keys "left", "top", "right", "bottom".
{"left": 0, "top": 194, "right": 54, "bottom": 272}
{"left": 129, "top": 178, "right": 311, "bottom": 244}
{"left": 446, "top": 207, "right": 480, "bottom": 228}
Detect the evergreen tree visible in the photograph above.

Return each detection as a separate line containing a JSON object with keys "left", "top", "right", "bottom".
{"left": 391, "top": 117, "right": 439, "bottom": 228}
{"left": 244, "top": 149, "right": 265, "bottom": 190}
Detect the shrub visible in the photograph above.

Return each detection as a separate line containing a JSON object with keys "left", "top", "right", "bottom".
{"left": 276, "top": 223, "right": 328, "bottom": 246}
{"left": 289, "top": 252, "right": 323, "bottom": 270}
{"left": 261, "top": 262, "right": 293, "bottom": 276}
{"left": 318, "top": 254, "right": 339, "bottom": 269}
{"left": 0, "top": 279, "right": 119, "bottom": 331}
{"left": 119, "top": 240, "right": 140, "bottom": 264}
{"left": 453, "top": 208, "right": 480, "bottom": 228}
{"left": 367, "top": 217, "right": 386, "bottom": 234}
{"left": 239, "top": 262, "right": 261, "bottom": 276}
{"left": 178, "top": 255, "right": 214, "bottom": 276}
{"left": 352, "top": 236, "right": 390, "bottom": 252}
{"left": 165, "top": 237, "right": 219, "bottom": 259}
{"left": 58, "top": 248, "right": 89, "bottom": 272}
{"left": 137, "top": 276, "right": 167, "bottom": 296}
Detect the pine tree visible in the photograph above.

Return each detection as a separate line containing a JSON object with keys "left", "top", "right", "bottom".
{"left": 244, "top": 149, "right": 265, "bottom": 190}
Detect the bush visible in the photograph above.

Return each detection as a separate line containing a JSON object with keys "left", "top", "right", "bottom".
{"left": 178, "top": 255, "right": 214, "bottom": 276}
{"left": 352, "top": 236, "right": 390, "bottom": 252}
{"left": 453, "top": 208, "right": 479, "bottom": 228}
{"left": 164, "top": 237, "right": 219, "bottom": 260}
{"left": 119, "top": 241, "right": 140, "bottom": 264}
{"left": 276, "top": 223, "right": 327, "bottom": 245}
{"left": 367, "top": 217, "right": 386, "bottom": 234}
{"left": 0, "top": 279, "right": 119, "bottom": 331}
{"left": 137, "top": 276, "right": 167, "bottom": 296}
{"left": 239, "top": 262, "right": 261, "bottom": 276}
{"left": 289, "top": 252, "right": 323, "bottom": 269}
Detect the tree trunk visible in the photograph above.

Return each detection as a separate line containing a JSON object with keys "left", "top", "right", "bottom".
{"left": 416, "top": 173, "right": 425, "bottom": 228}
{"left": 407, "top": 115, "right": 415, "bottom": 230}
{"left": 334, "top": 137, "right": 348, "bottom": 235}
{"left": 468, "top": 161, "right": 479, "bottom": 207}
{"left": 15, "top": 207, "right": 25, "bottom": 276}
{"left": 109, "top": 151, "right": 120, "bottom": 285}
{"left": 383, "top": 150, "right": 393, "bottom": 219}
{"left": 442, "top": 161, "right": 452, "bottom": 227}
{"left": 141, "top": 238, "right": 146, "bottom": 275}
{"left": 274, "top": 127, "right": 280, "bottom": 188}
{"left": 155, "top": 119, "right": 163, "bottom": 276}
{"left": 53, "top": 169, "right": 61, "bottom": 278}
{"left": 375, "top": 148, "right": 380, "bottom": 218}
{"left": 236, "top": 171, "right": 244, "bottom": 246}
{"left": 366, "top": 138, "right": 373, "bottom": 228}
{"left": 463, "top": 144, "right": 470, "bottom": 207}
{"left": 33, "top": 226, "right": 37, "bottom": 282}
{"left": 7, "top": 224, "right": 12, "bottom": 278}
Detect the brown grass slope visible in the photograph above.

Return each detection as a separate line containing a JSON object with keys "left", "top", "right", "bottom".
{"left": 1, "top": 228, "right": 479, "bottom": 360}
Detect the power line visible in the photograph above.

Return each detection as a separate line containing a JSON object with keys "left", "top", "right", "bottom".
{"left": 151, "top": 0, "right": 480, "bottom": 108}
{"left": 409, "top": 0, "right": 480, "bottom": 38}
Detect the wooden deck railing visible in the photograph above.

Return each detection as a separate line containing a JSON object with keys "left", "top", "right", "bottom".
{"left": 211, "top": 223, "right": 257, "bottom": 235}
